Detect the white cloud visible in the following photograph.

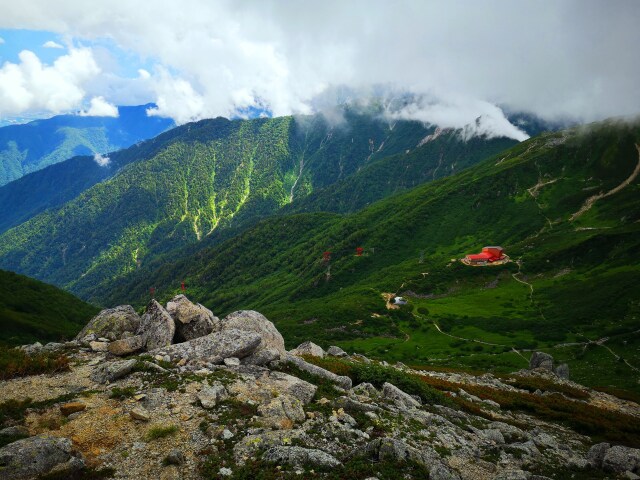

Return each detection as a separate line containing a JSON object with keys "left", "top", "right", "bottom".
{"left": 93, "top": 153, "right": 110, "bottom": 166}
{"left": 0, "top": 47, "right": 99, "bottom": 116}
{"left": 0, "top": 37, "right": 4, "bottom": 45}
{"left": 43, "top": 40, "right": 64, "bottom": 49}
{"left": 389, "top": 93, "right": 529, "bottom": 141}
{"left": 79, "top": 96, "right": 119, "bottom": 117}
{"left": 0, "top": 0, "right": 638, "bottom": 134}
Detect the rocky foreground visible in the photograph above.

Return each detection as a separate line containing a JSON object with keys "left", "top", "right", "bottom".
{"left": 1, "top": 295, "right": 639, "bottom": 479}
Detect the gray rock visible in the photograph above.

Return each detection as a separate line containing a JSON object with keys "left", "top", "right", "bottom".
{"left": 164, "top": 448, "right": 185, "bottom": 465}
{"left": 20, "top": 342, "right": 43, "bottom": 355}
{"left": 224, "top": 357, "right": 241, "bottom": 366}
{"left": 335, "top": 396, "right": 383, "bottom": 413}
{"left": 258, "top": 395, "right": 306, "bottom": 428}
{"left": 483, "top": 429, "right": 506, "bottom": 445}
{"left": 430, "top": 463, "right": 462, "bottom": 480}
{"left": 284, "top": 353, "right": 352, "bottom": 389}
{"left": 138, "top": 300, "right": 175, "bottom": 351}
{"left": 351, "top": 353, "right": 372, "bottom": 364}
{"left": 42, "top": 342, "right": 65, "bottom": 352}
{"left": 327, "top": 345, "right": 348, "bottom": 357}
{"left": 242, "top": 347, "right": 280, "bottom": 366}
{"left": 268, "top": 371, "right": 317, "bottom": 404}
{"left": 602, "top": 445, "right": 640, "bottom": 474}
{"left": 76, "top": 305, "right": 141, "bottom": 341}
{"left": 150, "top": 328, "right": 261, "bottom": 361}
{"left": 493, "top": 471, "right": 530, "bottom": 480}
{"left": 108, "top": 335, "right": 145, "bottom": 356}
{"left": 554, "top": 363, "right": 570, "bottom": 379}
{"left": 358, "top": 437, "right": 440, "bottom": 468}
{"left": 352, "top": 382, "right": 378, "bottom": 397}
{"left": 382, "top": 382, "right": 421, "bottom": 409}
{"left": 90, "top": 358, "right": 137, "bottom": 384}
{"left": 166, "top": 294, "right": 219, "bottom": 342}
{"left": 0, "top": 435, "right": 84, "bottom": 480}
{"left": 262, "top": 446, "right": 341, "bottom": 468}
{"left": 290, "top": 341, "right": 325, "bottom": 358}
{"left": 198, "top": 382, "right": 228, "bottom": 408}
{"left": 130, "top": 408, "right": 151, "bottom": 422}
{"left": 89, "top": 340, "right": 109, "bottom": 352}
{"left": 587, "top": 442, "right": 610, "bottom": 468}
{"left": 488, "top": 422, "right": 530, "bottom": 443}
{"left": 222, "top": 310, "right": 286, "bottom": 364}
{"left": 529, "top": 352, "right": 553, "bottom": 371}
{"left": 0, "top": 426, "right": 28, "bottom": 437}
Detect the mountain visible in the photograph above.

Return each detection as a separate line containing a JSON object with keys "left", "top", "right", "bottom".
{"left": 101, "top": 119, "right": 640, "bottom": 393}
{"left": 0, "top": 104, "right": 174, "bottom": 186}
{"left": 0, "top": 110, "right": 517, "bottom": 300}
{"left": 0, "top": 120, "right": 203, "bottom": 235}
{"left": 0, "top": 269, "right": 98, "bottom": 346}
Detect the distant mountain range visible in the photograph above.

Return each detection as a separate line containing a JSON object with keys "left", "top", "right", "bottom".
{"left": 0, "top": 104, "right": 174, "bottom": 186}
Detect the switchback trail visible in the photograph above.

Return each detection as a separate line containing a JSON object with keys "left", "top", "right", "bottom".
{"left": 570, "top": 143, "right": 640, "bottom": 221}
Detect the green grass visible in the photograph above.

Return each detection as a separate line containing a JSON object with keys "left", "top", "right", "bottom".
{"left": 145, "top": 424, "right": 179, "bottom": 441}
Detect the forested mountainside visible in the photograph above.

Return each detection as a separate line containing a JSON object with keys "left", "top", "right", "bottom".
{"left": 101, "top": 119, "right": 640, "bottom": 393}
{"left": 0, "top": 109, "right": 516, "bottom": 299}
{"left": 0, "top": 269, "right": 98, "bottom": 345}
{"left": 0, "top": 104, "right": 174, "bottom": 186}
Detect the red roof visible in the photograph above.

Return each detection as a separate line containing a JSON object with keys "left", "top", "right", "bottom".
{"left": 466, "top": 252, "right": 493, "bottom": 260}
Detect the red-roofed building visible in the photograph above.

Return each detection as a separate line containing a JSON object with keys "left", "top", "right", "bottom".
{"left": 465, "top": 246, "right": 505, "bottom": 265}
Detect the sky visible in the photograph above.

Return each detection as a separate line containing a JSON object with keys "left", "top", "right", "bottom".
{"left": 0, "top": 0, "right": 639, "bottom": 140}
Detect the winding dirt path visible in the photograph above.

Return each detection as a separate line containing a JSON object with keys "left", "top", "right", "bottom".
{"left": 570, "top": 143, "right": 640, "bottom": 221}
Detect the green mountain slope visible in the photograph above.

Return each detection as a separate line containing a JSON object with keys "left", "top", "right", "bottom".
{"left": 103, "top": 119, "right": 640, "bottom": 393}
{"left": 0, "top": 269, "right": 98, "bottom": 346}
{"left": 0, "top": 118, "right": 210, "bottom": 235}
{"left": 0, "top": 110, "right": 515, "bottom": 300}
{"left": 0, "top": 104, "right": 174, "bottom": 186}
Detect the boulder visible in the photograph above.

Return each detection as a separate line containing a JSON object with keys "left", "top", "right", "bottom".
{"left": 149, "top": 329, "right": 261, "bottom": 362}
{"left": 166, "top": 294, "right": 220, "bottom": 342}
{"left": 602, "top": 445, "right": 640, "bottom": 474}
{"left": 90, "top": 359, "right": 137, "bottom": 384}
{"left": 587, "top": 442, "right": 611, "bottom": 468}
{"left": 89, "top": 341, "right": 109, "bottom": 352}
{"left": 241, "top": 347, "right": 280, "bottom": 366}
{"left": 137, "top": 300, "right": 175, "bottom": 351}
{"left": 0, "top": 435, "right": 84, "bottom": 479}
{"left": 290, "top": 341, "right": 325, "bottom": 358}
{"left": 262, "top": 446, "right": 341, "bottom": 468}
{"left": 554, "top": 363, "right": 570, "bottom": 379}
{"left": 222, "top": 310, "right": 286, "bottom": 364}
{"left": 108, "top": 335, "right": 145, "bottom": 356}
{"left": 198, "top": 382, "right": 228, "bottom": 409}
{"left": 529, "top": 352, "right": 554, "bottom": 371}
{"left": 223, "top": 357, "right": 241, "bottom": 366}
{"left": 20, "top": 342, "right": 43, "bottom": 355}
{"left": 284, "top": 354, "right": 352, "bottom": 389}
{"left": 75, "top": 305, "right": 141, "bottom": 341}
{"left": 164, "top": 449, "right": 185, "bottom": 465}
{"left": 267, "top": 371, "right": 318, "bottom": 404}
{"left": 258, "top": 396, "right": 306, "bottom": 428}
{"left": 358, "top": 437, "right": 440, "bottom": 468}
{"left": 382, "top": 382, "right": 421, "bottom": 409}
{"left": 327, "top": 345, "right": 348, "bottom": 357}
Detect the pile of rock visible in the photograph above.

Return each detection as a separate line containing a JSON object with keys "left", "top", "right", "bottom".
{"left": 75, "top": 296, "right": 286, "bottom": 366}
